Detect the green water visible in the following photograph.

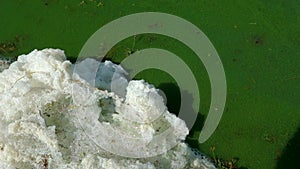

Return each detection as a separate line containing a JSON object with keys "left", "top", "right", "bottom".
{"left": 1, "top": 0, "right": 299, "bottom": 168}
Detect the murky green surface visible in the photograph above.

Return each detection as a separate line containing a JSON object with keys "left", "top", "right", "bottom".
{"left": 1, "top": 0, "right": 299, "bottom": 168}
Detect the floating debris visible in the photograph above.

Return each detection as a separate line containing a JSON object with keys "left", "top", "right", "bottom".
{"left": 0, "top": 55, "right": 12, "bottom": 72}
{"left": 210, "top": 146, "right": 244, "bottom": 169}
{"left": 0, "top": 42, "right": 17, "bottom": 54}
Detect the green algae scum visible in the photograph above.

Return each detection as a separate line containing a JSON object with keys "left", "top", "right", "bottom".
{"left": 1, "top": 1, "right": 299, "bottom": 168}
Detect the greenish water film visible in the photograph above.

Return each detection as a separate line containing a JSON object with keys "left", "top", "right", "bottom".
{"left": 1, "top": 0, "right": 299, "bottom": 168}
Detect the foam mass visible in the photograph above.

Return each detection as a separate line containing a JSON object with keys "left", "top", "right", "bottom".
{"left": 0, "top": 49, "right": 215, "bottom": 169}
